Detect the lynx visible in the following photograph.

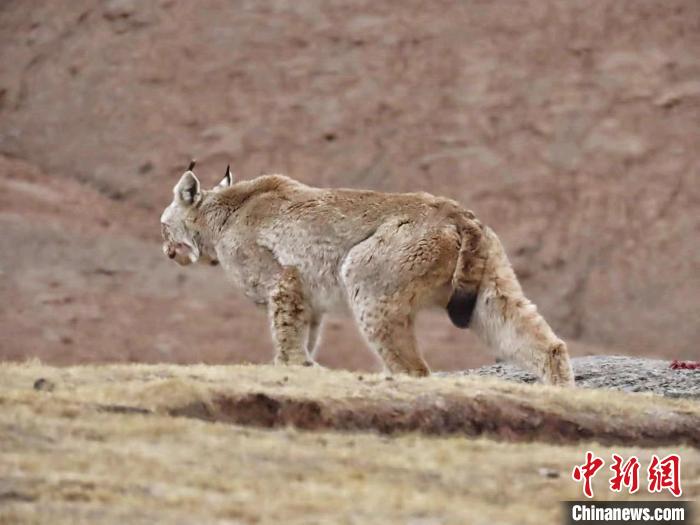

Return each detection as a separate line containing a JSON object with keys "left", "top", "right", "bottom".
{"left": 160, "top": 162, "right": 574, "bottom": 385}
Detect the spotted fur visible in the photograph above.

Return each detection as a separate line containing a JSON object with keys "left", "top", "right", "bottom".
{"left": 160, "top": 168, "right": 574, "bottom": 385}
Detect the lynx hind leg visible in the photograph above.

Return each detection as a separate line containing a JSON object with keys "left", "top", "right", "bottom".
{"left": 340, "top": 220, "right": 455, "bottom": 377}
{"left": 468, "top": 227, "right": 575, "bottom": 386}
{"left": 352, "top": 295, "right": 429, "bottom": 377}
{"left": 268, "top": 266, "right": 314, "bottom": 366}
{"left": 545, "top": 341, "right": 575, "bottom": 386}
{"left": 475, "top": 287, "right": 575, "bottom": 386}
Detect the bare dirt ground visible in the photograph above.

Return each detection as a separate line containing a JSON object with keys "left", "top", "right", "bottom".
{"left": 1, "top": 362, "right": 698, "bottom": 524}
{"left": 1, "top": 1, "right": 699, "bottom": 371}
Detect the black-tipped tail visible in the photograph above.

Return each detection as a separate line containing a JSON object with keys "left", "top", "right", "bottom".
{"left": 446, "top": 289, "right": 477, "bottom": 328}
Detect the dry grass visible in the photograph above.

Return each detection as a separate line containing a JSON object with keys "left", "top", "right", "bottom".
{"left": 0, "top": 361, "right": 698, "bottom": 524}
{"left": 2, "top": 360, "right": 697, "bottom": 445}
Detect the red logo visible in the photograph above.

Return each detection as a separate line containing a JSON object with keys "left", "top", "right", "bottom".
{"left": 609, "top": 454, "right": 640, "bottom": 494}
{"left": 572, "top": 451, "right": 605, "bottom": 498}
{"left": 573, "top": 453, "right": 682, "bottom": 498}
{"left": 648, "top": 454, "right": 682, "bottom": 497}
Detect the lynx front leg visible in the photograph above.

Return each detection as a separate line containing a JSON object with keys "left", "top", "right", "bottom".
{"left": 307, "top": 316, "right": 323, "bottom": 359}
{"left": 268, "top": 266, "right": 313, "bottom": 366}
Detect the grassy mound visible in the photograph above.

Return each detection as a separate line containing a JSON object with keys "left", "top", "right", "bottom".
{"left": 1, "top": 362, "right": 697, "bottom": 524}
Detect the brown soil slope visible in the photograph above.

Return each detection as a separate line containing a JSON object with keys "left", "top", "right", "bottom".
{"left": 1, "top": 1, "right": 699, "bottom": 368}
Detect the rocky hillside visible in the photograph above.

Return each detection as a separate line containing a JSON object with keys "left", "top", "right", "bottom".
{"left": 464, "top": 356, "right": 700, "bottom": 400}
{"left": 1, "top": 1, "right": 698, "bottom": 368}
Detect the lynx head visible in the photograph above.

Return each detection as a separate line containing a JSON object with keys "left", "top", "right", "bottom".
{"left": 160, "top": 161, "right": 234, "bottom": 266}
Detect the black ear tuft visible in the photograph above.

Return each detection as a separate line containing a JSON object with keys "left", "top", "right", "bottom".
{"left": 188, "top": 159, "right": 197, "bottom": 171}
{"left": 218, "top": 164, "right": 233, "bottom": 188}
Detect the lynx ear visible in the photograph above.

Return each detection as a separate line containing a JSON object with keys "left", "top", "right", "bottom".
{"left": 174, "top": 171, "right": 201, "bottom": 206}
{"left": 217, "top": 164, "right": 234, "bottom": 189}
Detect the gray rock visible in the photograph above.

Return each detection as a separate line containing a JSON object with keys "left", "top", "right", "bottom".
{"left": 447, "top": 356, "right": 699, "bottom": 400}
